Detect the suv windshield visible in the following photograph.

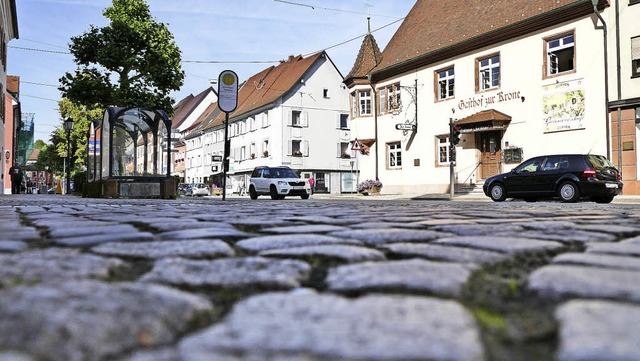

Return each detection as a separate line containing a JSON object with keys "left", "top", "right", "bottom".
{"left": 270, "top": 168, "right": 299, "bottom": 178}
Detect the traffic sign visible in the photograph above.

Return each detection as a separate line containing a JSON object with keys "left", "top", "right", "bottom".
{"left": 218, "top": 70, "right": 238, "bottom": 113}
{"left": 351, "top": 139, "right": 363, "bottom": 151}
{"left": 395, "top": 123, "right": 416, "bottom": 131}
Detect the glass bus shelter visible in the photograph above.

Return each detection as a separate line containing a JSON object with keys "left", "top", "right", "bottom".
{"left": 84, "top": 106, "right": 176, "bottom": 198}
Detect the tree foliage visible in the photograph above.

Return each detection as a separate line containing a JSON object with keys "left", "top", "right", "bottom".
{"left": 59, "top": 0, "right": 184, "bottom": 114}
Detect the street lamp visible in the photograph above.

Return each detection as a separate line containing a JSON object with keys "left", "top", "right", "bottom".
{"left": 64, "top": 117, "right": 74, "bottom": 194}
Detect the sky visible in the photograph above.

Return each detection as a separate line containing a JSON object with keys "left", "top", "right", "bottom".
{"left": 8, "top": 0, "right": 416, "bottom": 142}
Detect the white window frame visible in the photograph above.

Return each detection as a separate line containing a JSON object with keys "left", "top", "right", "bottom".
{"left": 387, "top": 142, "right": 402, "bottom": 169}
{"left": 436, "top": 135, "right": 454, "bottom": 165}
{"left": 479, "top": 55, "right": 500, "bottom": 91}
{"left": 632, "top": 36, "right": 640, "bottom": 78}
{"left": 437, "top": 67, "right": 455, "bottom": 100}
{"left": 359, "top": 90, "right": 371, "bottom": 116}
{"left": 547, "top": 33, "right": 575, "bottom": 76}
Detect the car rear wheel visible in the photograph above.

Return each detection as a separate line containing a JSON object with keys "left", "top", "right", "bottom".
{"left": 249, "top": 186, "right": 258, "bottom": 200}
{"left": 558, "top": 181, "right": 580, "bottom": 203}
{"left": 270, "top": 185, "right": 280, "bottom": 200}
{"left": 489, "top": 183, "right": 506, "bottom": 202}
{"left": 593, "top": 195, "right": 614, "bottom": 204}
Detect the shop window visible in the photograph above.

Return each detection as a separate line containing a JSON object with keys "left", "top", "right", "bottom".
{"left": 436, "top": 67, "right": 455, "bottom": 101}
{"left": 387, "top": 142, "right": 402, "bottom": 169}
{"left": 546, "top": 32, "right": 575, "bottom": 76}
{"left": 477, "top": 54, "right": 500, "bottom": 91}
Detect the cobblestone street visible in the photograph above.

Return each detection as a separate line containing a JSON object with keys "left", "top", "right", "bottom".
{"left": 1, "top": 194, "right": 639, "bottom": 361}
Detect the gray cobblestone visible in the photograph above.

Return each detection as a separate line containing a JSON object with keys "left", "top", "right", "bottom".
{"left": 91, "top": 239, "right": 235, "bottom": 259}
{"left": 235, "top": 234, "right": 362, "bottom": 253}
{"left": 556, "top": 300, "right": 640, "bottom": 361}
{"left": 0, "top": 281, "right": 213, "bottom": 361}
{"left": 0, "top": 248, "right": 126, "bottom": 285}
{"left": 2, "top": 196, "right": 640, "bottom": 360}
{"left": 179, "top": 291, "right": 484, "bottom": 361}
{"left": 140, "top": 257, "right": 310, "bottom": 290}
{"left": 326, "top": 259, "right": 473, "bottom": 297}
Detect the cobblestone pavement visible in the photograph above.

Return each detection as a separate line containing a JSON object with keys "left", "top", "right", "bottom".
{"left": 1, "top": 194, "right": 639, "bottom": 361}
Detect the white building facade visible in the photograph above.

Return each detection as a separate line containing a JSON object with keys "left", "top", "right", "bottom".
{"left": 347, "top": 0, "right": 640, "bottom": 195}
{"left": 184, "top": 52, "right": 353, "bottom": 194}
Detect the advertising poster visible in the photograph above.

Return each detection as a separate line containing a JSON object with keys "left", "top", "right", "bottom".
{"left": 542, "top": 78, "right": 585, "bottom": 133}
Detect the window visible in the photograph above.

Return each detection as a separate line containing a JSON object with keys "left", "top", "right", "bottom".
{"left": 338, "top": 142, "right": 352, "bottom": 158}
{"left": 292, "top": 110, "right": 302, "bottom": 126}
{"left": 436, "top": 135, "right": 454, "bottom": 165}
{"left": 379, "top": 88, "right": 387, "bottom": 114}
{"left": 291, "top": 140, "right": 303, "bottom": 156}
{"left": 378, "top": 83, "right": 402, "bottom": 114}
{"left": 387, "top": 142, "right": 402, "bottom": 169}
{"left": 339, "top": 114, "right": 349, "bottom": 129}
{"left": 262, "top": 139, "right": 269, "bottom": 157}
{"left": 477, "top": 55, "right": 500, "bottom": 91}
{"left": 323, "top": 88, "right": 329, "bottom": 98}
{"left": 632, "top": 36, "right": 640, "bottom": 78}
{"left": 359, "top": 90, "right": 371, "bottom": 116}
{"left": 240, "top": 146, "right": 246, "bottom": 161}
{"left": 546, "top": 32, "right": 575, "bottom": 76}
{"left": 437, "top": 67, "right": 455, "bottom": 100}
{"left": 351, "top": 92, "right": 358, "bottom": 117}
{"left": 250, "top": 142, "right": 256, "bottom": 159}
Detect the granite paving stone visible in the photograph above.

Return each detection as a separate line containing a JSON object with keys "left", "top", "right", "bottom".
{"left": 158, "top": 227, "right": 250, "bottom": 240}
{"left": 0, "top": 240, "right": 27, "bottom": 253}
{"left": 0, "top": 228, "right": 41, "bottom": 242}
{"left": 552, "top": 252, "right": 640, "bottom": 271}
{"left": 326, "top": 259, "right": 473, "bottom": 297}
{"left": 140, "top": 257, "right": 310, "bottom": 290}
{"left": 259, "top": 244, "right": 386, "bottom": 263}
{"left": 47, "top": 223, "right": 142, "bottom": 239}
{"left": 53, "top": 231, "right": 155, "bottom": 247}
{"left": 235, "top": 234, "right": 362, "bottom": 253}
{"left": 434, "top": 236, "right": 564, "bottom": 254}
{"left": 623, "top": 235, "right": 640, "bottom": 244}
{"left": 0, "top": 280, "right": 213, "bottom": 361}
{"left": 430, "top": 223, "right": 526, "bottom": 236}
{"left": 91, "top": 239, "right": 235, "bottom": 259}
{"left": 327, "top": 228, "right": 449, "bottom": 246}
{"left": 382, "top": 242, "right": 510, "bottom": 266}
{"left": 555, "top": 300, "right": 640, "bottom": 361}
{"left": 0, "top": 248, "right": 126, "bottom": 285}
{"left": 515, "top": 230, "right": 617, "bottom": 244}
{"left": 528, "top": 265, "right": 640, "bottom": 302}
{"left": 261, "top": 224, "right": 350, "bottom": 234}
{"left": 586, "top": 242, "right": 640, "bottom": 256}
{"left": 179, "top": 292, "right": 484, "bottom": 361}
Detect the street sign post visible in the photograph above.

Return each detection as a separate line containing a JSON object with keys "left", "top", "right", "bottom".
{"left": 218, "top": 70, "right": 239, "bottom": 201}
{"left": 395, "top": 123, "right": 416, "bottom": 131}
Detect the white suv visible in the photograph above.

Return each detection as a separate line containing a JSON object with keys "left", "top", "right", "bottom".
{"left": 249, "top": 166, "right": 310, "bottom": 200}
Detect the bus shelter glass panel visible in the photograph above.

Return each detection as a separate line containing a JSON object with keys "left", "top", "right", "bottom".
{"left": 101, "top": 111, "right": 111, "bottom": 179}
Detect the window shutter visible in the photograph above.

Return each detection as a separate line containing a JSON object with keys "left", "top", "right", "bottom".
{"left": 303, "top": 111, "right": 309, "bottom": 127}
{"left": 336, "top": 114, "right": 341, "bottom": 128}
{"left": 303, "top": 141, "right": 309, "bottom": 156}
{"left": 287, "top": 141, "right": 292, "bottom": 155}
{"left": 286, "top": 111, "right": 292, "bottom": 126}
{"left": 337, "top": 143, "right": 342, "bottom": 157}
{"left": 632, "top": 37, "right": 640, "bottom": 60}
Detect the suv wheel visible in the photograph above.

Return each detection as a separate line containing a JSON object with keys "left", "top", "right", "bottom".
{"left": 301, "top": 194, "right": 310, "bottom": 200}
{"left": 249, "top": 186, "right": 258, "bottom": 200}
{"left": 489, "top": 183, "right": 506, "bottom": 202}
{"left": 559, "top": 181, "right": 580, "bottom": 203}
{"left": 270, "top": 185, "right": 280, "bottom": 200}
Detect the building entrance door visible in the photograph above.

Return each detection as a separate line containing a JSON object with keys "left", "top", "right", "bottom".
{"left": 479, "top": 131, "right": 502, "bottom": 179}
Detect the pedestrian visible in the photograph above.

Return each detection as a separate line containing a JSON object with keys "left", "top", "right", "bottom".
{"left": 308, "top": 176, "right": 315, "bottom": 195}
{"left": 9, "top": 162, "right": 23, "bottom": 194}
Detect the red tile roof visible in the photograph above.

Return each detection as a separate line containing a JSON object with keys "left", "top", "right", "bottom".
{"left": 346, "top": 33, "right": 383, "bottom": 81}
{"left": 371, "top": 0, "right": 598, "bottom": 80}
{"left": 171, "top": 87, "right": 214, "bottom": 128}
{"left": 185, "top": 52, "right": 328, "bottom": 134}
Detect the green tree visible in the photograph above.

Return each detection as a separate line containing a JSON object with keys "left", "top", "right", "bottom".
{"left": 34, "top": 139, "right": 47, "bottom": 150}
{"left": 59, "top": 0, "right": 184, "bottom": 113}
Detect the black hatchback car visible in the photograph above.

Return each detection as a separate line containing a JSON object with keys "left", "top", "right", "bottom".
{"left": 483, "top": 154, "right": 623, "bottom": 203}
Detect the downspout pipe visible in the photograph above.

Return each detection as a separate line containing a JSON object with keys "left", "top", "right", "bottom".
{"left": 614, "top": 0, "right": 622, "bottom": 173}
{"left": 591, "top": 0, "right": 610, "bottom": 159}
{"left": 367, "top": 74, "right": 379, "bottom": 181}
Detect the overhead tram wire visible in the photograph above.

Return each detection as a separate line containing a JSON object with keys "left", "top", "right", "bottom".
{"left": 273, "top": 0, "right": 403, "bottom": 19}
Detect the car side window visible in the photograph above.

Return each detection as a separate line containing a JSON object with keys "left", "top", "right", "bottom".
{"left": 262, "top": 169, "right": 270, "bottom": 178}
{"left": 518, "top": 158, "right": 542, "bottom": 173}
{"left": 541, "top": 155, "right": 563, "bottom": 171}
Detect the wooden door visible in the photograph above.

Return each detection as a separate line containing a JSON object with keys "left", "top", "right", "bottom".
{"left": 480, "top": 131, "right": 502, "bottom": 179}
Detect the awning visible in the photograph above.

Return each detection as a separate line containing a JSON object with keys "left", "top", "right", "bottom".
{"left": 454, "top": 109, "right": 511, "bottom": 133}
